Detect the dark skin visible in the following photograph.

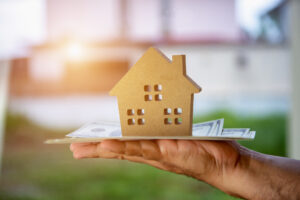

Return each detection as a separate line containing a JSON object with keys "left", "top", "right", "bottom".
{"left": 70, "top": 140, "right": 300, "bottom": 200}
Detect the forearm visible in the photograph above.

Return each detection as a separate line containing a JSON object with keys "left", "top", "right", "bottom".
{"left": 212, "top": 146, "right": 300, "bottom": 199}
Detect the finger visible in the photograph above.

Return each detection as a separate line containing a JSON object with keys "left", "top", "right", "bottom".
{"left": 177, "top": 140, "right": 198, "bottom": 155}
{"left": 100, "top": 140, "right": 125, "bottom": 154}
{"left": 96, "top": 141, "right": 183, "bottom": 174}
{"left": 123, "top": 155, "right": 185, "bottom": 175}
{"left": 124, "top": 141, "right": 142, "bottom": 156}
{"left": 140, "top": 140, "right": 162, "bottom": 160}
{"left": 70, "top": 142, "right": 99, "bottom": 152}
{"left": 72, "top": 143, "right": 99, "bottom": 159}
{"left": 156, "top": 140, "right": 179, "bottom": 159}
{"left": 96, "top": 142, "right": 126, "bottom": 159}
{"left": 72, "top": 142, "right": 126, "bottom": 160}
{"left": 94, "top": 146, "right": 168, "bottom": 171}
{"left": 123, "top": 155, "right": 168, "bottom": 171}
{"left": 101, "top": 140, "right": 162, "bottom": 161}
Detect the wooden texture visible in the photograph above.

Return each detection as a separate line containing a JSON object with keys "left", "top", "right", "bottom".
{"left": 109, "top": 47, "right": 201, "bottom": 136}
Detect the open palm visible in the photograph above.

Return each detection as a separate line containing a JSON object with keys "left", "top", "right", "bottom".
{"left": 70, "top": 140, "right": 241, "bottom": 182}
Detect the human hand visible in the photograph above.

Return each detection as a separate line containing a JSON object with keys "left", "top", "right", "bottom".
{"left": 70, "top": 139, "right": 300, "bottom": 200}
{"left": 70, "top": 140, "right": 243, "bottom": 190}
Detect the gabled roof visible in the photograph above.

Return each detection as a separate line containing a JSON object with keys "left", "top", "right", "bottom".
{"left": 109, "top": 47, "right": 201, "bottom": 96}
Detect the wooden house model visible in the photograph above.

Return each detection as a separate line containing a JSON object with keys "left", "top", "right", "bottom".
{"left": 109, "top": 47, "right": 201, "bottom": 136}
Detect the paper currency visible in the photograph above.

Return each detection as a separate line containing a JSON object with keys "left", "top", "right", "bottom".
{"left": 192, "top": 120, "right": 217, "bottom": 136}
{"left": 210, "top": 118, "right": 224, "bottom": 136}
{"left": 66, "top": 122, "right": 121, "bottom": 138}
{"left": 247, "top": 131, "right": 256, "bottom": 139}
{"left": 222, "top": 128, "right": 255, "bottom": 139}
{"left": 222, "top": 128, "right": 250, "bottom": 137}
{"left": 66, "top": 119, "right": 255, "bottom": 139}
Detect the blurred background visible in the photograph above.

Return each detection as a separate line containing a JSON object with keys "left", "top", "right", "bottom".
{"left": 0, "top": 0, "right": 299, "bottom": 199}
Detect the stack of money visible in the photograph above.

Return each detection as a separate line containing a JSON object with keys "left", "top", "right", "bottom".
{"left": 67, "top": 119, "right": 255, "bottom": 140}
{"left": 192, "top": 119, "right": 255, "bottom": 139}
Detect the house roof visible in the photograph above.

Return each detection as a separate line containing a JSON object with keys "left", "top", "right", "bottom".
{"left": 109, "top": 47, "right": 201, "bottom": 96}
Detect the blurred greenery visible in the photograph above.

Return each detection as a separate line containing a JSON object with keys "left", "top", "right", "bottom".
{"left": 0, "top": 111, "right": 287, "bottom": 200}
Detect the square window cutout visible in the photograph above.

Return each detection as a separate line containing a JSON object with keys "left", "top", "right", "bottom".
{"left": 128, "top": 118, "right": 135, "bottom": 125}
{"left": 174, "top": 108, "right": 182, "bottom": 115}
{"left": 144, "top": 85, "right": 151, "bottom": 92}
{"left": 144, "top": 95, "right": 152, "bottom": 101}
{"left": 154, "top": 84, "right": 162, "bottom": 91}
{"left": 155, "top": 94, "right": 162, "bottom": 101}
{"left": 138, "top": 118, "right": 145, "bottom": 125}
{"left": 137, "top": 109, "right": 145, "bottom": 115}
{"left": 164, "top": 108, "right": 171, "bottom": 115}
{"left": 164, "top": 118, "right": 172, "bottom": 125}
{"left": 175, "top": 118, "right": 182, "bottom": 125}
{"left": 127, "top": 109, "right": 134, "bottom": 115}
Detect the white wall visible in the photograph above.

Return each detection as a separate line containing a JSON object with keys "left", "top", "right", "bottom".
{"left": 170, "top": 0, "right": 239, "bottom": 41}
{"left": 159, "top": 45, "right": 290, "bottom": 97}
{"left": 46, "top": 0, "right": 239, "bottom": 42}
{"left": 47, "top": 0, "right": 121, "bottom": 42}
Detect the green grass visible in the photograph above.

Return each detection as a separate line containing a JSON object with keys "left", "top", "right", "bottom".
{"left": 0, "top": 111, "right": 287, "bottom": 200}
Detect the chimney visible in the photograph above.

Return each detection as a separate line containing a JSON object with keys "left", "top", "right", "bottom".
{"left": 172, "top": 55, "right": 186, "bottom": 74}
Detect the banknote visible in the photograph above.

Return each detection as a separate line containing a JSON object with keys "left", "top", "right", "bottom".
{"left": 192, "top": 120, "right": 218, "bottom": 136}
{"left": 192, "top": 119, "right": 224, "bottom": 136}
{"left": 209, "top": 118, "right": 224, "bottom": 136}
{"left": 66, "top": 122, "right": 121, "bottom": 138}
{"left": 222, "top": 128, "right": 251, "bottom": 138}
{"left": 246, "top": 131, "right": 256, "bottom": 139}
{"left": 66, "top": 119, "right": 255, "bottom": 139}
{"left": 69, "top": 120, "right": 221, "bottom": 138}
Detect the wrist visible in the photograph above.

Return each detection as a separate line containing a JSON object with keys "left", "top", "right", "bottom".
{"left": 216, "top": 146, "right": 278, "bottom": 199}
{"left": 193, "top": 143, "right": 300, "bottom": 200}
{"left": 205, "top": 145, "right": 263, "bottom": 199}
